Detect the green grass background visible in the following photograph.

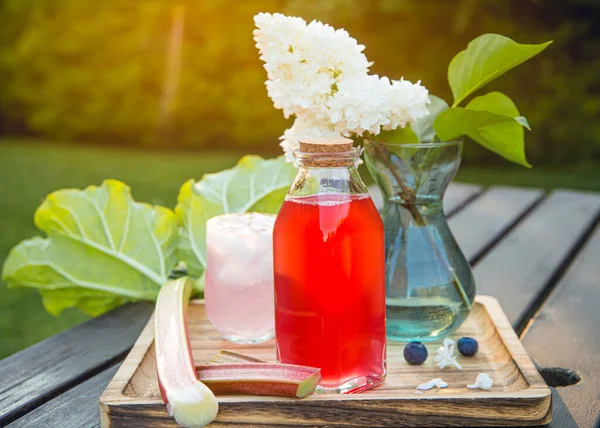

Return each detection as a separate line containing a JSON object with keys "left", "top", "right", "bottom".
{"left": 1, "top": 139, "right": 599, "bottom": 359}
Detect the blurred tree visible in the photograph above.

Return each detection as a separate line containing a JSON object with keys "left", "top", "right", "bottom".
{"left": 0, "top": 0, "right": 598, "bottom": 164}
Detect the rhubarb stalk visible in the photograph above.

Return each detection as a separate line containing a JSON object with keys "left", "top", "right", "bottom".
{"left": 200, "top": 350, "right": 321, "bottom": 398}
{"left": 155, "top": 278, "right": 218, "bottom": 427}
{"left": 198, "top": 360, "right": 321, "bottom": 398}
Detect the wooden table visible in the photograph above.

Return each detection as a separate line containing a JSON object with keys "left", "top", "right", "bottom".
{"left": 1, "top": 183, "right": 599, "bottom": 428}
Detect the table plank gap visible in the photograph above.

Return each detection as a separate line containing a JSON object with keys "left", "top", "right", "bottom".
{"left": 472, "top": 189, "right": 600, "bottom": 331}
{"left": 449, "top": 186, "right": 546, "bottom": 265}
{"left": 517, "top": 210, "right": 600, "bottom": 336}
{"left": 444, "top": 182, "right": 484, "bottom": 217}
{"left": 521, "top": 224, "right": 600, "bottom": 428}
{"left": 0, "top": 303, "right": 153, "bottom": 426}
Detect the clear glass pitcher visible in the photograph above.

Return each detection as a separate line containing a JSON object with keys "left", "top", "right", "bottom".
{"left": 364, "top": 140, "right": 475, "bottom": 342}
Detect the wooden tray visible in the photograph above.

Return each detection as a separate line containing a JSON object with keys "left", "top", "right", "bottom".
{"left": 100, "top": 296, "right": 551, "bottom": 427}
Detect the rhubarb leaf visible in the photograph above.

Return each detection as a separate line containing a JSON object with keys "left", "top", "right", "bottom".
{"left": 1, "top": 179, "right": 178, "bottom": 315}
{"left": 176, "top": 155, "right": 295, "bottom": 279}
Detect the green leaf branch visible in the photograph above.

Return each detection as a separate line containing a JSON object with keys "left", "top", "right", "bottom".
{"left": 448, "top": 34, "right": 552, "bottom": 108}
{"left": 375, "top": 34, "right": 550, "bottom": 168}
{"left": 432, "top": 33, "right": 551, "bottom": 167}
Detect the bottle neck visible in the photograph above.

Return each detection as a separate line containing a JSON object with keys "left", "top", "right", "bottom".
{"left": 289, "top": 165, "right": 369, "bottom": 198}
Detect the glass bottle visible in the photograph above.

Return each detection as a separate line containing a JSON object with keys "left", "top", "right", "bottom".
{"left": 364, "top": 140, "right": 476, "bottom": 342}
{"left": 273, "top": 137, "right": 386, "bottom": 394}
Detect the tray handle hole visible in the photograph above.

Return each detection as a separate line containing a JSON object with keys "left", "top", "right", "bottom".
{"left": 539, "top": 367, "right": 582, "bottom": 387}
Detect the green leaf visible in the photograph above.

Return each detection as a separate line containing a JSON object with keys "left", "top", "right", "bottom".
{"left": 1, "top": 180, "right": 179, "bottom": 315}
{"left": 515, "top": 116, "right": 531, "bottom": 130}
{"left": 466, "top": 91, "right": 519, "bottom": 116}
{"left": 175, "top": 179, "right": 223, "bottom": 278}
{"left": 175, "top": 155, "right": 296, "bottom": 279}
{"left": 375, "top": 125, "right": 419, "bottom": 144}
{"left": 372, "top": 95, "right": 449, "bottom": 145}
{"left": 40, "top": 287, "right": 128, "bottom": 316}
{"left": 448, "top": 34, "right": 552, "bottom": 106}
{"left": 433, "top": 92, "right": 531, "bottom": 167}
{"left": 412, "top": 94, "right": 449, "bottom": 143}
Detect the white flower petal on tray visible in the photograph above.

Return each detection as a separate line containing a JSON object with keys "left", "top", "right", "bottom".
{"left": 416, "top": 378, "right": 449, "bottom": 390}
{"left": 467, "top": 373, "right": 493, "bottom": 390}
{"left": 435, "top": 338, "right": 462, "bottom": 370}
{"left": 416, "top": 381, "right": 435, "bottom": 391}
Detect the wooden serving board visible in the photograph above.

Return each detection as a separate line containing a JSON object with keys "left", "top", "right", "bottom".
{"left": 100, "top": 296, "right": 551, "bottom": 427}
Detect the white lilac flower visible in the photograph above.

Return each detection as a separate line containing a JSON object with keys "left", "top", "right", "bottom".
{"left": 279, "top": 116, "right": 365, "bottom": 167}
{"left": 253, "top": 12, "right": 431, "bottom": 160}
{"left": 327, "top": 75, "right": 431, "bottom": 136}
{"left": 384, "top": 78, "right": 431, "bottom": 131}
{"left": 467, "top": 373, "right": 493, "bottom": 390}
{"left": 254, "top": 13, "right": 371, "bottom": 119}
{"left": 326, "top": 75, "right": 393, "bottom": 135}
{"left": 416, "top": 378, "right": 449, "bottom": 390}
{"left": 279, "top": 117, "right": 341, "bottom": 165}
{"left": 435, "top": 338, "right": 462, "bottom": 370}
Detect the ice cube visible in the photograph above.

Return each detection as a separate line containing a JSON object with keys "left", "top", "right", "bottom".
{"left": 207, "top": 213, "right": 275, "bottom": 234}
{"left": 206, "top": 213, "right": 275, "bottom": 287}
{"left": 249, "top": 213, "right": 276, "bottom": 232}
{"left": 216, "top": 263, "right": 254, "bottom": 288}
{"left": 253, "top": 253, "right": 274, "bottom": 284}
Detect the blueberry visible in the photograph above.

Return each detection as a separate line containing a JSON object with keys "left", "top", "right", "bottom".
{"left": 457, "top": 337, "right": 479, "bottom": 356}
{"left": 403, "top": 341, "right": 428, "bottom": 365}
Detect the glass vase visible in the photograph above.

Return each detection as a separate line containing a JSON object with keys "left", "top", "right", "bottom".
{"left": 364, "top": 140, "right": 475, "bottom": 342}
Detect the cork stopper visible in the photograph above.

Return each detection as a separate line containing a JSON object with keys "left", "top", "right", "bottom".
{"left": 296, "top": 137, "right": 356, "bottom": 168}
{"left": 298, "top": 137, "right": 353, "bottom": 153}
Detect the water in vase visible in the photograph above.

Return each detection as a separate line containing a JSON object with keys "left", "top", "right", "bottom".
{"left": 382, "top": 197, "right": 475, "bottom": 342}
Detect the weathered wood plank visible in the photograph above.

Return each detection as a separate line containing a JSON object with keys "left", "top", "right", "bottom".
{"left": 368, "top": 182, "right": 482, "bottom": 214}
{"left": 443, "top": 182, "right": 484, "bottom": 216}
{"left": 522, "top": 225, "right": 600, "bottom": 428}
{"left": 0, "top": 303, "right": 153, "bottom": 425}
{"left": 7, "top": 365, "right": 119, "bottom": 428}
{"left": 472, "top": 189, "right": 600, "bottom": 328}
{"left": 449, "top": 186, "right": 544, "bottom": 263}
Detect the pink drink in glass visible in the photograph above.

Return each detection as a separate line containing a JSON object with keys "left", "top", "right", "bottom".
{"left": 205, "top": 213, "right": 276, "bottom": 344}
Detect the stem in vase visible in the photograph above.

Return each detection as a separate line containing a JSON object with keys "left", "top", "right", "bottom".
{"left": 370, "top": 142, "right": 426, "bottom": 226}
{"left": 371, "top": 140, "right": 472, "bottom": 312}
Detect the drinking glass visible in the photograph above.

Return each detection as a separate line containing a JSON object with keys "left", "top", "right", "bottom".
{"left": 205, "top": 212, "right": 276, "bottom": 344}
